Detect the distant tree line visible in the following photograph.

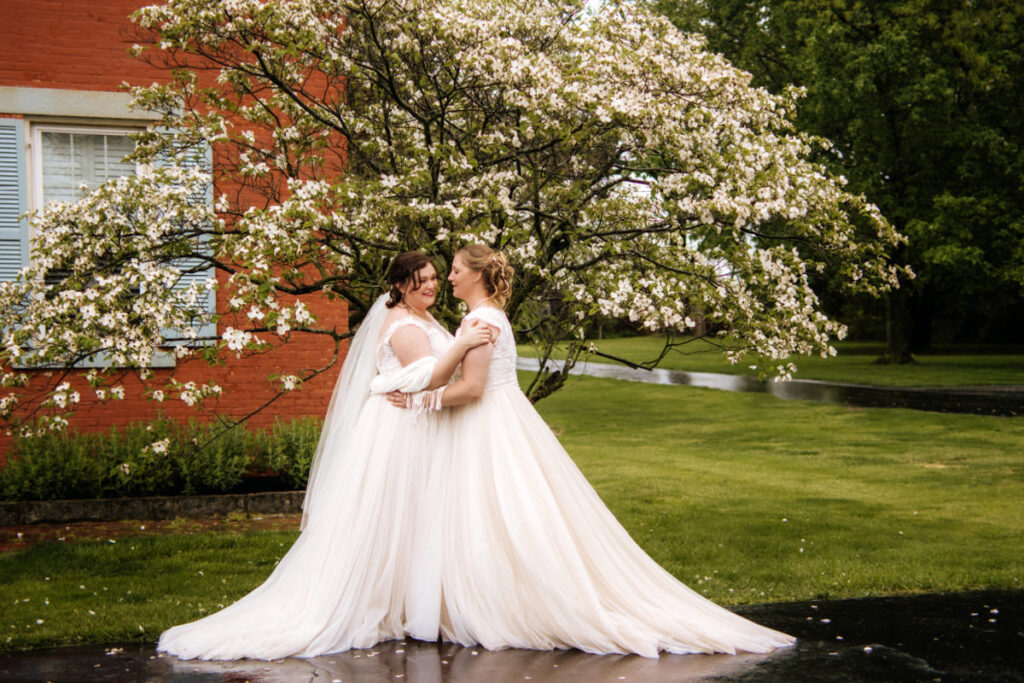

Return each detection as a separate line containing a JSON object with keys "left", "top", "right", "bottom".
{"left": 656, "top": 0, "right": 1024, "bottom": 360}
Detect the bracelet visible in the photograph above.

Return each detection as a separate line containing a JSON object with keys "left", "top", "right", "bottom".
{"left": 408, "top": 387, "right": 445, "bottom": 414}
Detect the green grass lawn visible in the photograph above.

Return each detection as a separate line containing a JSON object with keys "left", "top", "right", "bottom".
{"left": 520, "top": 336, "right": 1024, "bottom": 387}
{"left": 2, "top": 375, "right": 1022, "bottom": 651}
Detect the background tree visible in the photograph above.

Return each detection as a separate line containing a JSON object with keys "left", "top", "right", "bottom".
{"left": 656, "top": 0, "right": 1024, "bottom": 361}
{"left": 0, "top": 0, "right": 903, "bottom": 433}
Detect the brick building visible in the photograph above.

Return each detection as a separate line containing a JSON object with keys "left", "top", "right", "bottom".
{"left": 0, "top": 0, "right": 346, "bottom": 454}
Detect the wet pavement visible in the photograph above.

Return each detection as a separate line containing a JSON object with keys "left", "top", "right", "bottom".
{"left": 1, "top": 590, "right": 1020, "bottom": 682}
{"left": 519, "top": 358, "right": 1024, "bottom": 416}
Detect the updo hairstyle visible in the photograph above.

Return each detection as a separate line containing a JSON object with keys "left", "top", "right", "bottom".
{"left": 385, "top": 250, "right": 434, "bottom": 308}
{"left": 455, "top": 244, "right": 514, "bottom": 308}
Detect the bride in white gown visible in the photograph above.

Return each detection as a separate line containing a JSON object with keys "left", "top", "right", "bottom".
{"left": 157, "top": 251, "right": 491, "bottom": 660}
{"left": 393, "top": 244, "right": 796, "bottom": 658}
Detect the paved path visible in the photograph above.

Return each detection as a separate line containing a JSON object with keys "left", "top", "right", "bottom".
{"left": 518, "top": 358, "right": 1024, "bottom": 416}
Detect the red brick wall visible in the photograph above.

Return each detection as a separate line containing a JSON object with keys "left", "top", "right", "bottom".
{"left": 0, "top": 0, "right": 162, "bottom": 92}
{"left": 0, "top": 0, "right": 347, "bottom": 456}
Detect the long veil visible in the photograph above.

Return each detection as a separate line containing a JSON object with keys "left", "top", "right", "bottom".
{"left": 301, "top": 293, "right": 390, "bottom": 529}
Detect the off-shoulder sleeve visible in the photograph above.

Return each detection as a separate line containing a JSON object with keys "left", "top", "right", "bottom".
{"left": 379, "top": 316, "right": 432, "bottom": 348}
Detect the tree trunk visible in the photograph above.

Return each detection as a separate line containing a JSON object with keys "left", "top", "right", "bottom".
{"left": 909, "top": 285, "right": 933, "bottom": 353}
{"left": 882, "top": 286, "right": 915, "bottom": 364}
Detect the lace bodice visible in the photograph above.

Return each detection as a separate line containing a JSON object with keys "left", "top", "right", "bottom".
{"left": 463, "top": 306, "right": 518, "bottom": 390}
{"left": 376, "top": 315, "right": 454, "bottom": 377}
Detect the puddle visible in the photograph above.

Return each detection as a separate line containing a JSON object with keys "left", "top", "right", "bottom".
{"left": 2, "top": 590, "right": 1018, "bottom": 682}
{"left": 0, "top": 639, "right": 777, "bottom": 682}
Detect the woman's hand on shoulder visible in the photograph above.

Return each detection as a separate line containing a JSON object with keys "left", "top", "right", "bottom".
{"left": 458, "top": 319, "right": 493, "bottom": 349}
{"left": 461, "top": 318, "right": 497, "bottom": 344}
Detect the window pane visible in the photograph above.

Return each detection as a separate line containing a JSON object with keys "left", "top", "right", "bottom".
{"left": 40, "top": 131, "right": 135, "bottom": 205}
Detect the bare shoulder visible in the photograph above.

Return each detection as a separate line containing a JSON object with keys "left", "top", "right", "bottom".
{"left": 382, "top": 307, "right": 408, "bottom": 327}
{"left": 381, "top": 311, "right": 430, "bottom": 346}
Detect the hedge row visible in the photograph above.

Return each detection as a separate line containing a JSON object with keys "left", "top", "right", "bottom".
{"left": 0, "top": 417, "right": 322, "bottom": 501}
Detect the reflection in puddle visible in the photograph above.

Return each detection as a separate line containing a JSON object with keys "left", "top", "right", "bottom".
{"left": 165, "top": 639, "right": 779, "bottom": 682}
{"left": 519, "top": 358, "right": 1023, "bottom": 416}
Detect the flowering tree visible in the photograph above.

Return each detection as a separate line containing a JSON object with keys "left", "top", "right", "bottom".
{"left": 0, "top": 0, "right": 904, "bottom": 433}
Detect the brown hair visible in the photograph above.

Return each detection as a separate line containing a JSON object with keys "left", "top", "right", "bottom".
{"left": 455, "top": 244, "right": 514, "bottom": 308}
{"left": 385, "top": 251, "right": 435, "bottom": 308}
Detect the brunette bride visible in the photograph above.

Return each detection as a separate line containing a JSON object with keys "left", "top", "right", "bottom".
{"left": 157, "top": 250, "right": 490, "bottom": 660}
{"left": 393, "top": 244, "right": 796, "bottom": 658}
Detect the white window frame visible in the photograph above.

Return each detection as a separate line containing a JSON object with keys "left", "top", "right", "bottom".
{"left": 28, "top": 123, "right": 146, "bottom": 225}
{"left": 24, "top": 121, "right": 176, "bottom": 368}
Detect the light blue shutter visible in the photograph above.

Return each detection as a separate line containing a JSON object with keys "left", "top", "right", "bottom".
{"left": 159, "top": 142, "right": 217, "bottom": 344}
{"left": 0, "top": 120, "right": 28, "bottom": 282}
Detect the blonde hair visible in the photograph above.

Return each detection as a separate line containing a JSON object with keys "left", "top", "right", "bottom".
{"left": 455, "top": 244, "right": 514, "bottom": 308}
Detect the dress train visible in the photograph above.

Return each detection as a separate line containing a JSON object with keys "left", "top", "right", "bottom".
{"left": 436, "top": 306, "right": 795, "bottom": 657}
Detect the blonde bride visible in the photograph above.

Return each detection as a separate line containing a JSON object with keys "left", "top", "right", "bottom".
{"left": 393, "top": 244, "right": 795, "bottom": 658}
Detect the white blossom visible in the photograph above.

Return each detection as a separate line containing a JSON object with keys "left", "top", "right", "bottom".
{"left": 222, "top": 327, "right": 253, "bottom": 352}
{"left": 148, "top": 438, "right": 170, "bottom": 455}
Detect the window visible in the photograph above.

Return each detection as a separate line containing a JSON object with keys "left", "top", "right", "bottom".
{"left": 0, "top": 119, "right": 217, "bottom": 366}
{"left": 32, "top": 126, "right": 140, "bottom": 207}
{"left": 31, "top": 125, "right": 142, "bottom": 289}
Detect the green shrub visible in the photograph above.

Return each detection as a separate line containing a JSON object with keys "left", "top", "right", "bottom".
{"left": 172, "top": 423, "right": 253, "bottom": 496}
{"left": 253, "top": 417, "right": 320, "bottom": 489}
{"left": 0, "top": 416, "right": 323, "bottom": 501}
{"left": 104, "top": 419, "right": 180, "bottom": 498}
{"left": 0, "top": 431, "right": 108, "bottom": 500}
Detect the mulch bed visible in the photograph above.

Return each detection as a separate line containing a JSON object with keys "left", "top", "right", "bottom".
{"left": 0, "top": 514, "right": 302, "bottom": 553}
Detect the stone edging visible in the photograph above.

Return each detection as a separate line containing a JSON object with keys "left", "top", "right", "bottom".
{"left": 0, "top": 491, "right": 305, "bottom": 526}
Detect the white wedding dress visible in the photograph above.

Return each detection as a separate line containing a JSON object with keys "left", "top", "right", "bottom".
{"left": 158, "top": 297, "right": 793, "bottom": 661}
{"left": 157, "top": 306, "right": 455, "bottom": 660}
{"left": 435, "top": 306, "right": 795, "bottom": 657}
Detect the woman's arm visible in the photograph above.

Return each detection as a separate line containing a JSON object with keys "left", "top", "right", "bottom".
{"left": 384, "top": 343, "right": 490, "bottom": 410}
{"left": 437, "top": 340, "right": 493, "bottom": 406}
{"left": 390, "top": 322, "right": 490, "bottom": 389}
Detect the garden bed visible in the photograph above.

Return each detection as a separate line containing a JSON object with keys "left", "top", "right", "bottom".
{"left": 0, "top": 490, "right": 304, "bottom": 525}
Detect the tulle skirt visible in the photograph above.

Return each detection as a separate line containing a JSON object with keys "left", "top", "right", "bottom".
{"left": 157, "top": 396, "right": 447, "bottom": 660}
{"left": 158, "top": 382, "right": 794, "bottom": 661}
{"left": 437, "top": 381, "right": 795, "bottom": 658}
